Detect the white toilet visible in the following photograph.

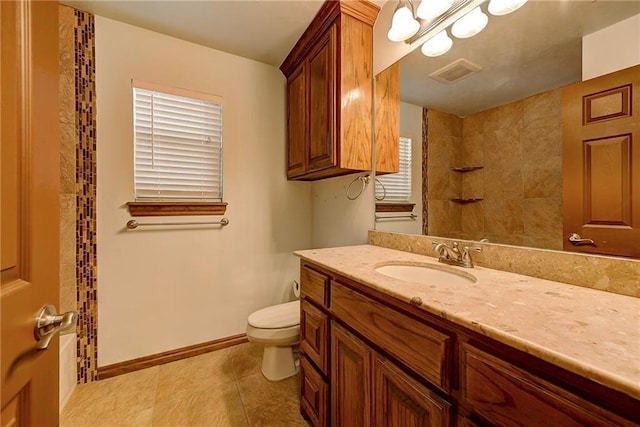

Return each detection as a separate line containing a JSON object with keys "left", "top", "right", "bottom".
{"left": 246, "top": 300, "right": 300, "bottom": 381}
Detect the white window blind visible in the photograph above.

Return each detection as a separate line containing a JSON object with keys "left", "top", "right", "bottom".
{"left": 133, "top": 80, "right": 223, "bottom": 201}
{"left": 376, "top": 137, "right": 412, "bottom": 202}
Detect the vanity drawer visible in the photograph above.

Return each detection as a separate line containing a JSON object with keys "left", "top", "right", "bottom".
{"left": 301, "top": 298, "right": 329, "bottom": 374}
{"left": 330, "top": 281, "right": 452, "bottom": 392}
{"left": 301, "top": 265, "right": 329, "bottom": 307}
{"left": 460, "top": 343, "right": 634, "bottom": 426}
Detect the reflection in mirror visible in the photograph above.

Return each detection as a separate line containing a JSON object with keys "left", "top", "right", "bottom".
{"left": 373, "top": 0, "right": 640, "bottom": 258}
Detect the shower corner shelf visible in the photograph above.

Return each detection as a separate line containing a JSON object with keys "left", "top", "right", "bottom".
{"left": 449, "top": 166, "right": 483, "bottom": 172}
{"left": 450, "top": 198, "right": 484, "bottom": 204}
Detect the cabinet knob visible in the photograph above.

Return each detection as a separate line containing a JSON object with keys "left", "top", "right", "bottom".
{"left": 410, "top": 296, "right": 422, "bottom": 306}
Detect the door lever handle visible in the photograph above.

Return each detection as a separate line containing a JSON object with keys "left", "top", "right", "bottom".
{"left": 34, "top": 305, "right": 77, "bottom": 350}
{"left": 568, "top": 233, "right": 596, "bottom": 246}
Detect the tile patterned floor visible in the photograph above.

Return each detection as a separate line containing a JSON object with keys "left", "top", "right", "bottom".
{"left": 61, "top": 343, "right": 310, "bottom": 427}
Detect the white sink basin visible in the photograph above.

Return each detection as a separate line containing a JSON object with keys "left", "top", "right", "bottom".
{"left": 375, "top": 264, "right": 476, "bottom": 286}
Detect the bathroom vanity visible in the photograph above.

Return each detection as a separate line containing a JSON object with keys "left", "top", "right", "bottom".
{"left": 295, "top": 245, "right": 640, "bottom": 426}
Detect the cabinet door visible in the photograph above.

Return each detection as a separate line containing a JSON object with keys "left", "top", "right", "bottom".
{"left": 307, "top": 26, "right": 337, "bottom": 173}
{"left": 300, "top": 355, "right": 329, "bottom": 427}
{"left": 286, "top": 62, "right": 307, "bottom": 178}
{"left": 331, "top": 322, "right": 372, "bottom": 427}
{"left": 374, "top": 355, "right": 452, "bottom": 427}
{"left": 301, "top": 298, "right": 329, "bottom": 374}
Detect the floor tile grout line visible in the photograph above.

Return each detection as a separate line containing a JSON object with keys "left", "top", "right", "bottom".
{"left": 233, "top": 378, "right": 252, "bottom": 426}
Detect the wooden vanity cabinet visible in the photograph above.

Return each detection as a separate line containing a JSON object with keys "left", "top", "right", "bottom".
{"left": 298, "top": 260, "right": 640, "bottom": 427}
{"left": 280, "top": 0, "right": 380, "bottom": 181}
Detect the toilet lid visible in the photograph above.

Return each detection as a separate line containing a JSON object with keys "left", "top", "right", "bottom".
{"left": 248, "top": 300, "right": 300, "bottom": 329}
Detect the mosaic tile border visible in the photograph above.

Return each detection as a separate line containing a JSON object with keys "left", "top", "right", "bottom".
{"left": 421, "top": 107, "right": 428, "bottom": 235}
{"left": 74, "top": 9, "right": 98, "bottom": 383}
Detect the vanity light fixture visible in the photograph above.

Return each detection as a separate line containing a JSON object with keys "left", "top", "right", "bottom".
{"left": 416, "top": 0, "right": 454, "bottom": 21}
{"left": 387, "top": 0, "right": 529, "bottom": 59}
{"left": 488, "top": 0, "right": 528, "bottom": 16}
{"left": 387, "top": 0, "right": 420, "bottom": 42}
{"left": 421, "top": 30, "right": 453, "bottom": 57}
{"left": 451, "top": 7, "right": 488, "bottom": 38}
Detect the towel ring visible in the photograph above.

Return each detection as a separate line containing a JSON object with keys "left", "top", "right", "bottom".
{"left": 346, "top": 175, "right": 370, "bottom": 200}
{"left": 374, "top": 178, "right": 386, "bottom": 201}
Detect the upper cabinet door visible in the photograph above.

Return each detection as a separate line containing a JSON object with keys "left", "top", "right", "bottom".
{"left": 286, "top": 62, "right": 307, "bottom": 178}
{"left": 562, "top": 64, "right": 640, "bottom": 258}
{"left": 307, "top": 27, "right": 337, "bottom": 174}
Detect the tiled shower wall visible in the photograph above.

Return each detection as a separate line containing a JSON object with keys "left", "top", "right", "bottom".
{"left": 59, "top": 4, "right": 98, "bottom": 384}
{"left": 59, "top": 6, "right": 76, "bottom": 322}
{"left": 426, "top": 89, "right": 563, "bottom": 250}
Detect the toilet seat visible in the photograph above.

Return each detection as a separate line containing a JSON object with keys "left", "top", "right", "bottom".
{"left": 248, "top": 300, "right": 300, "bottom": 329}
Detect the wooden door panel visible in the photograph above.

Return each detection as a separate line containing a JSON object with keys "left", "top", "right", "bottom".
{"left": 1, "top": 1, "right": 60, "bottom": 425}
{"left": 308, "top": 27, "right": 336, "bottom": 173}
{"left": 287, "top": 63, "right": 306, "bottom": 178}
{"left": 563, "top": 65, "right": 640, "bottom": 257}
{"left": 331, "top": 322, "right": 371, "bottom": 427}
{"left": 584, "top": 135, "right": 631, "bottom": 225}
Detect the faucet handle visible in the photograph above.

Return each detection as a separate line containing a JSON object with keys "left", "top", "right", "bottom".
{"left": 461, "top": 245, "right": 482, "bottom": 267}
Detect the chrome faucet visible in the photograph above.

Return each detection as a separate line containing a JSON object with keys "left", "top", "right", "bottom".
{"left": 432, "top": 241, "right": 481, "bottom": 268}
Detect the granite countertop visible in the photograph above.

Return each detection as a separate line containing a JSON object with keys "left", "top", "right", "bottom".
{"left": 294, "top": 244, "right": 640, "bottom": 400}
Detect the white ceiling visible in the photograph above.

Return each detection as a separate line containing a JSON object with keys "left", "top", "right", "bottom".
{"left": 398, "top": 0, "right": 640, "bottom": 116}
{"left": 62, "top": 0, "right": 639, "bottom": 116}
{"left": 61, "top": 0, "right": 327, "bottom": 66}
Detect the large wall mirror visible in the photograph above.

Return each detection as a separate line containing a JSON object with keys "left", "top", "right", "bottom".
{"left": 373, "top": 0, "right": 640, "bottom": 258}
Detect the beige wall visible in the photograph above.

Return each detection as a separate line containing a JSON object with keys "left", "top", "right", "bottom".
{"left": 95, "top": 17, "right": 312, "bottom": 366}
{"left": 583, "top": 13, "right": 640, "bottom": 81}
{"left": 376, "top": 102, "right": 423, "bottom": 235}
{"left": 427, "top": 89, "right": 563, "bottom": 249}
{"left": 311, "top": 175, "right": 374, "bottom": 248}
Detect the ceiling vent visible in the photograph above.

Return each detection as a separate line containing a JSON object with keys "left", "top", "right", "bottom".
{"left": 428, "top": 58, "right": 482, "bottom": 84}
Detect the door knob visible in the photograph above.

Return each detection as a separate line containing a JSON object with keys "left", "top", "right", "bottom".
{"left": 34, "top": 305, "right": 77, "bottom": 350}
{"left": 568, "top": 233, "right": 596, "bottom": 246}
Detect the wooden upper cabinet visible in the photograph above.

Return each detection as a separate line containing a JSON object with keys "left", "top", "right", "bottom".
{"left": 280, "top": 0, "right": 380, "bottom": 181}
{"left": 375, "top": 63, "right": 400, "bottom": 175}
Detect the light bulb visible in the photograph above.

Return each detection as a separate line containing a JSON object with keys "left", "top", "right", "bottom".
{"left": 421, "top": 30, "right": 453, "bottom": 57}
{"left": 387, "top": 4, "right": 420, "bottom": 42}
{"left": 416, "top": 0, "right": 454, "bottom": 21}
{"left": 451, "top": 7, "right": 488, "bottom": 39}
{"left": 488, "top": 0, "right": 528, "bottom": 16}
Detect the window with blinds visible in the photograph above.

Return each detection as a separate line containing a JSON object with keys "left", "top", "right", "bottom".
{"left": 133, "top": 80, "right": 223, "bottom": 201}
{"left": 375, "top": 137, "right": 412, "bottom": 202}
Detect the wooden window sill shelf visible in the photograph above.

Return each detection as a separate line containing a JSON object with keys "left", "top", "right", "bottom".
{"left": 375, "top": 203, "right": 415, "bottom": 213}
{"left": 127, "top": 201, "right": 227, "bottom": 217}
